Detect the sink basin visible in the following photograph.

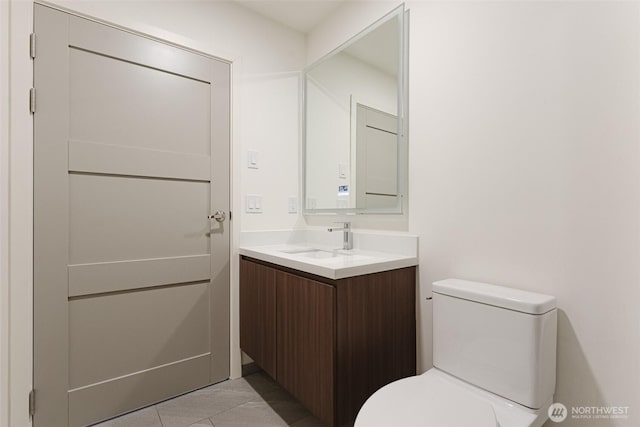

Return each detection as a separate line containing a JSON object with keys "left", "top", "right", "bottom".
{"left": 300, "top": 249, "right": 351, "bottom": 259}
{"left": 279, "top": 247, "right": 318, "bottom": 254}
{"left": 279, "top": 248, "right": 352, "bottom": 259}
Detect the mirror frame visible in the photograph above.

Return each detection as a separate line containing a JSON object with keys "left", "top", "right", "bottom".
{"left": 302, "top": 4, "right": 408, "bottom": 215}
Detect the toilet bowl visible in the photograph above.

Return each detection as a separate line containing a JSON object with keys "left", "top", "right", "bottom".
{"left": 355, "top": 369, "right": 550, "bottom": 427}
{"left": 355, "top": 278, "right": 557, "bottom": 427}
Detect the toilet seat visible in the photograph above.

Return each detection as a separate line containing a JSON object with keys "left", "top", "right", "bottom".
{"left": 355, "top": 370, "right": 499, "bottom": 427}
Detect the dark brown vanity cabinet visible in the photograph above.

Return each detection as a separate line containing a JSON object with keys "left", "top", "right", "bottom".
{"left": 240, "top": 256, "right": 416, "bottom": 426}
{"left": 239, "top": 257, "right": 277, "bottom": 379}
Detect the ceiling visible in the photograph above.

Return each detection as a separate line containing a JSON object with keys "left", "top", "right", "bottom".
{"left": 232, "top": 0, "right": 346, "bottom": 33}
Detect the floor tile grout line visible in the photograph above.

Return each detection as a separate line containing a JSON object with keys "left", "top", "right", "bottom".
{"left": 94, "top": 373, "right": 321, "bottom": 427}
{"left": 196, "top": 415, "right": 213, "bottom": 426}
{"left": 155, "top": 405, "right": 165, "bottom": 427}
{"left": 208, "top": 398, "right": 254, "bottom": 422}
{"left": 154, "top": 382, "right": 257, "bottom": 426}
{"left": 157, "top": 383, "right": 261, "bottom": 426}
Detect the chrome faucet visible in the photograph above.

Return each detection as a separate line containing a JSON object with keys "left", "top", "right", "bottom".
{"left": 327, "top": 221, "right": 353, "bottom": 250}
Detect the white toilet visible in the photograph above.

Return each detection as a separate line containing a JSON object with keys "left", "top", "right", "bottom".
{"left": 355, "top": 278, "right": 557, "bottom": 427}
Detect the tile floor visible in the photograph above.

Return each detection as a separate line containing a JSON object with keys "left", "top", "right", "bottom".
{"left": 94, "top": 372, "right": 324, "bottom": 427}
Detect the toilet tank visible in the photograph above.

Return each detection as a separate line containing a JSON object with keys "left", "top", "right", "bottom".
{"left": 432, "top": 279, "right": 557, "bottom": 409}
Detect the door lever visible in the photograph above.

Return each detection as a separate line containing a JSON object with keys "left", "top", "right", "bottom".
{"left": 208, "top": 211, "right": 226, "bottom": 222}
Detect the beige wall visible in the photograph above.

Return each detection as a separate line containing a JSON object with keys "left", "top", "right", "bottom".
{"left": 310, "top": 1, "right": 640, "bottom": 426}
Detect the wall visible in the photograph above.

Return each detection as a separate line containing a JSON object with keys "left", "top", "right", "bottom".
{"left": 2, "top": 1, "right": 305, "bottom": 426}
{"left": 310, "top": 1, "right": 640, "bottom": 426}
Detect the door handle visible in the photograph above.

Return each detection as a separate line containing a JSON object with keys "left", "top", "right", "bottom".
{"left": 208, "top": 211, "right": 226, "bottom": 223}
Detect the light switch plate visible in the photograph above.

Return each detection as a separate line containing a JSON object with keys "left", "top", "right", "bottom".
{"left": 245, "top": 195, "right": 263, "bottom": 213}
{"left": 288, "top": 196, "right": 298, "bottom": 213}
{"left": 247, "top": 150, "right": 259, "bottom": 169}
{"left": 338, "top": 163, "right": 347, "bottom": 179}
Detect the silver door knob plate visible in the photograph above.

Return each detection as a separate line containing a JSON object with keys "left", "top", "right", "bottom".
{"left": 208, "top": 211, "right": 226, "bottom": 222}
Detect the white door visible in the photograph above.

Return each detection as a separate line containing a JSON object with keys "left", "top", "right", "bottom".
{"left": 33, "top": 5, "right": 231, "bottom": 426}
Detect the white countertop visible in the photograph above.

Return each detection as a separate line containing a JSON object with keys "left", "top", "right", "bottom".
{"left": 239, "top": 243, "right": 418, "bottom": 280}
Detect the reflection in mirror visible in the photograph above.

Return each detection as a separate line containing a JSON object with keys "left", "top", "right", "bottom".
{"left": 304, "top": 6, "right": 405, "bottom": 213}
{"left": 354, "top": 104, "right": 398, "bottom": 209}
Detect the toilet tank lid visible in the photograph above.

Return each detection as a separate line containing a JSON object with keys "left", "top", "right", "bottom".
{"left": 433, "top": 279, "right": 557, "bottom": 314}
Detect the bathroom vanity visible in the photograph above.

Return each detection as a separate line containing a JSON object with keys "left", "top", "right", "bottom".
{"left": 239, "top": 239, "right": 417, "bottom": 427}
{"left": 239, "top": 4, "right": 413, "bottom": 423}
{"left": 239, "top": 4, "right": 413, "bottom": 424}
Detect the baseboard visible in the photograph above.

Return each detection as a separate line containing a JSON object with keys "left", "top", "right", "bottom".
{"left": 241, "top": 362, "right": 261, "bottom": 376}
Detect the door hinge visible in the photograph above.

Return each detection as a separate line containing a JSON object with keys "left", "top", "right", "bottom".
{"left": 30, "top": 33, "right": 36, "bottom": 59}
{"left": 28, "top": 389, "right": 35, "bottom": 417}
{"left": 29, "top": 88, "right": 35, "bottom": 114}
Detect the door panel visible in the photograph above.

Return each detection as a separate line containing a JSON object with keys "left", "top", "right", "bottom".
{"left": 69, "top": 48, "right": 211, "bottom": 155}
{"left": 68, "top": 254, "right": 210, "bottom": 297}
{"left": 34, "top": 4, "right": 230, "bottom": 426}
{"left": 68, "top": 354, "right": 210, "bottom": 427}
{"left": 355, "top": 104, "right": 398, "bottom": 209}
{"left": 68, "top": 14, "right": 213, "bottom": 82}
{"left": 68, "top": 140, "right": 211, "bottom": 181}
{"left": 363, "top": 126, "right": 397, "bottom": 195}
{"left": 69, "top": 282, "right": 211, "bottom": 389}
{"left": 69, "top": 174, "right": 210, "bottom": 264}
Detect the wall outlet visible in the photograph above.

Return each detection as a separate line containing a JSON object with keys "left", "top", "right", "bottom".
{"left": 288, "top": 196, "right": 298, "bottom": 213}
{"left": 245, "top": 195, "right": 263, "bottom": 213}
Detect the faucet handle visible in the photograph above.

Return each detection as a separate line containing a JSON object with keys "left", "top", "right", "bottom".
{"left": 327, "top": 221, "right": 350, "bottom": 232}
{"left": 327, "top": 221, "right": 353, "bottom": 250}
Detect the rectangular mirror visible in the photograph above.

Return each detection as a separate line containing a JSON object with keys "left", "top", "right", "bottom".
{"left": 303, "top": 5, "right": 407, "bottom": 214}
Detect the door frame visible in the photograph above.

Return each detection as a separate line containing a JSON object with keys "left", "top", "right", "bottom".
{"left": 2, "top": 1, "right": 239, "bottom": 425}
{"left": 2, "top": 1, "right": 35, "bottom": 426}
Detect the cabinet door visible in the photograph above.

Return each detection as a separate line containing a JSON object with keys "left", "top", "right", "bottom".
{"left": 240, "top": 258, "right": 277, "bottom": 378}
{"left": 336, "top": 267, "right": 416, "bottom": 426}
{"left": 277, "top": 271, "right": 335, "bottom": 426}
